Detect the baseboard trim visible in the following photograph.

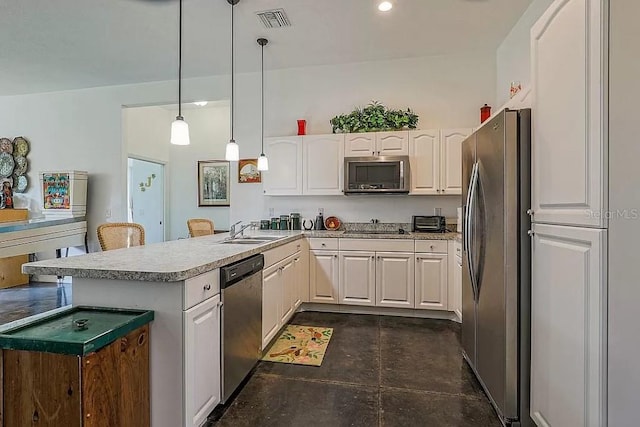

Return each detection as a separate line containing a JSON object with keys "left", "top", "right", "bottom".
{"left": 299, "top": 303, "right": 461, "bottom": 322}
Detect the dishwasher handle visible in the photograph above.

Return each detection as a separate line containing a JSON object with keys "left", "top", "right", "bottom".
{"left": 220, "top": 254, "right": 265, "bottom": 288}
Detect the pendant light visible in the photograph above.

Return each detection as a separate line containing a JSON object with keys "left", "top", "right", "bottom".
{"left": 225, "top": 0, "right": 240, "bottom": 161}
{"left": 257, "top": 38, "right": 269, "bottom": 171}
{"left": 170, "top": 0, "right": 190, "bottom": 146}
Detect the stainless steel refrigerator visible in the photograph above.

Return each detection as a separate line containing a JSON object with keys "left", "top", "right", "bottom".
{"left": 462, "top": 108, "right": 533, "bottom": 427}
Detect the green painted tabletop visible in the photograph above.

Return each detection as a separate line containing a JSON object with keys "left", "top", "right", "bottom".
{"left": 0, "top": 306, "right": 154, "bottom": 356}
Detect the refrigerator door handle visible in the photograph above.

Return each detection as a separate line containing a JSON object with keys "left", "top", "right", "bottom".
{"left": 466, "top": 162, "right": 480, "bottom": 301}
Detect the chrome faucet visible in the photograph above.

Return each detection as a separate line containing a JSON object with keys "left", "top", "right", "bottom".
{"left": 229, "top": 221, "right": 251, "bottom": 239}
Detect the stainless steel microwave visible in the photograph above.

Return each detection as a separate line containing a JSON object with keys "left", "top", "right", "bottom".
{"left": 344, "top": 156, "right": 410, "bottom": 194}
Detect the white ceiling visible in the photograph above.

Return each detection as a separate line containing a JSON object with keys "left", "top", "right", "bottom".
{"left": 0, "top": 0, "right": 531, "bottom": 96}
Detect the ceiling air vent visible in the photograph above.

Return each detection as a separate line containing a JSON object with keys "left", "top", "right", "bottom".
{"left": 256, "top": 9, "right": 291, "bottom": 29}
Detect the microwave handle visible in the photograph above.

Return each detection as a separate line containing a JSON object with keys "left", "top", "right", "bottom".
{"left": 400, "top": 161, "right": 404, "bottom": 188}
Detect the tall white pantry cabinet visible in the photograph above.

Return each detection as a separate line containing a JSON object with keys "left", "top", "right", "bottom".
{"left": 529, "top": 0, "right": 608, "bottom": 426}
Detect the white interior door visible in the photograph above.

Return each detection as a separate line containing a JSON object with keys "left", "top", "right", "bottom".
{"left": 128, "top": 158, "right": 165, "bottom": 243}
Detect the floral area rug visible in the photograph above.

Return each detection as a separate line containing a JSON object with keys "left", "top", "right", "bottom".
{"left": 262, "top": 325, "right": 334, "bottom": 366}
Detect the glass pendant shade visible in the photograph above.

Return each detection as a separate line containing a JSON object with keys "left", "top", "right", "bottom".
{"left": 225, "top": 140, "right": 240, "bottom": 161}
{"left": 170, "top": 116, "right": 190, "bottom": 145}
{"left": 257, "top": 153, "right": 269, "bottom": 171}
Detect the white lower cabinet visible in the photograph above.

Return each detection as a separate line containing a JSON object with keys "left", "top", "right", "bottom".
{"left": 376, "top": 252, "right": 415, "bottom": 308}
{"left": 184, "top": 294, "right": 221, "bottom": 427}
{"left": 309, "top": 250, "right": 339, "bottom": 303}
{"left": 414, "top": 253, "right": 448, "bottom": 310}
{"left": 339, "top": 251, "right": 375, "bottom": 306}
{"left": 262, "top": 263, "right": 282, "bottom": 349}
{"left": 280, "top": 257, "right": 296, "bottom": 325}
{"left": 530, "top": 223, "right": 606, "bottom": 427}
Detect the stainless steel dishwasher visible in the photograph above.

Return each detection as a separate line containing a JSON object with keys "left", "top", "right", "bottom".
{"left": 220, "top": 253, "right": 264, "bottom": 403}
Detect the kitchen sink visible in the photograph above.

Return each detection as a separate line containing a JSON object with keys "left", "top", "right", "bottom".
{"left": 221, "top": 239, "right": 270, "bottom": 244}
{"left": 220, "top": 235, "right": 283, "bottom": 244}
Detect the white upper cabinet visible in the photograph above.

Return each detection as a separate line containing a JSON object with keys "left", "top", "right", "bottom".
{"left": 302, "top": 134, "right": 344, "bottom": 195}
{"left": 263, "top": 136, "right": 303, "bottom": 195}
{"left": 440, "top": 128, "right": 471, "bottom": 195}
{"left": 530, "top": 223, "right": 606, "bottom": 427}
{"left": 345, "top": 131, "right": 409, "bottom": 157}
{"left": 345, "top": 133, "right": 376, "bottom": 157}
{"left": 376, "top": 131, "right": 409, "bottom": 156}
{"left": 530, "top": 0, "right": 607, "bottom": 227}
{"left": 409, "top": 129, "right": 440, "bottom": 195}
{"left": 339, "top": 251, "right": 376, "bottom": 306}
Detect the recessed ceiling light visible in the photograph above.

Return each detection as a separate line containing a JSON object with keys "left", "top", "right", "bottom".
{"left": 193, "top": 101, "right": 208, "bottom": 106}
{"left": 378, "top": 1, "right": 393, "bottom": 12}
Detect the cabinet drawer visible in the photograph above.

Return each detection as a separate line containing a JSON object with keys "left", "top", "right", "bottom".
{"left": 339, "top": 239, "right": 414, "bottom": 252}
{"left": 308, "top": 238, "right": 339, "bottom": 251}
{"left": 263, "top": 239, "right": 303, "bottom": 268}
{"left": 415, "top": 240, "right": 448, "bottom": 253}
{"left": 454, "top": 241, "right": 462, "bottom": 257}
{"left": 184, "top": 270, "right": 220, "bottom": 309}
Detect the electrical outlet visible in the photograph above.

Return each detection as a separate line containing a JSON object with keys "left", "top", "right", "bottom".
{"left": 105, "top": 208, "right": 112, "bottom": 218}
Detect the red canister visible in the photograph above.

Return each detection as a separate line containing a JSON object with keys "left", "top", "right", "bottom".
{"left": 480, "top": 104, "right": 491, "bottom": 123}
{"left": 297, "top": 119, "right": 307, "bottom": 135}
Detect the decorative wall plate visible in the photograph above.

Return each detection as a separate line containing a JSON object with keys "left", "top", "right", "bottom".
{"left": 1, "top": 176, "right": 12, "bottom": 188}
{"left": 0, "top": 152, "right": 15, "bottom": 178}
{"left": 0, "top": 138, "right": 12, "bottom": 154}
{"left": 13, "top": 137, "right": 29, "bottom": 157}
{"left": 14, "top": 175, "right": 28, "bottom": 193}
{"left": 13, "top": 156, "right": 27, "bottom": 176}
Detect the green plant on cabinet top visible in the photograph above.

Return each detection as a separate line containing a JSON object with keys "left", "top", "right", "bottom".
{"left": 330, "top": 101, "right": 419, "bottom": 133}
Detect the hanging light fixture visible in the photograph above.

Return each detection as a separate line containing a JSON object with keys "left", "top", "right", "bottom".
{"left": 257, "top": 38, "right": 269, "bottom": 171}
{"left": 225, "top": 0, "right": 240, "bottom": 161}
{"left": 170, "top": 0, "right": 190, "bottom": 146}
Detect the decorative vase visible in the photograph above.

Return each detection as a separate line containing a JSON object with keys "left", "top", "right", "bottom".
{"left": 297, "top": 120, "right": 306, "bottom": 135}
{"left": 480, "top": 104, "right": 491, "bottom": 123}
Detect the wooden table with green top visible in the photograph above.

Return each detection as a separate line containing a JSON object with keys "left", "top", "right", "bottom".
{"left": 0, "top": 306, "right": 154, "bottom": 427}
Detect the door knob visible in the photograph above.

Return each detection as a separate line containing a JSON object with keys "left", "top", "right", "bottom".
{"left": 527, "top": 230, "right": 534, "bottom": 237}
{"left": 526, "top": 209, "right": 534, "bottom": 216}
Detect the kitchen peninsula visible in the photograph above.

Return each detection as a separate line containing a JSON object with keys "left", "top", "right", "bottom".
{"left": 23, "top": 229, "right": 461, "bottom": 427}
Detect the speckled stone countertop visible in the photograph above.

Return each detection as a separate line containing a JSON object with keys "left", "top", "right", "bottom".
{"left": 305, "top": 230, "right": 460, "bottom": 240}
{"left": 23, "top": 231, "right": 305, "bottom": 283}
{"left": 23, "top": 229, "right": 462, "bottom": 283}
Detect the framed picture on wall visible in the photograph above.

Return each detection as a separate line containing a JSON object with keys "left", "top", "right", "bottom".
{"left": 198, "top": 160, "right": 230, "bottom": 207}
{"left": 238, "top": 159, "right": 261, "bottom": 183}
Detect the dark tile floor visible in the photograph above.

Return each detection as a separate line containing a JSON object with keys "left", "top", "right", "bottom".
{"left": 207, "top": 312, "right": 501, "bottom": 427}
{"left": 0, "top": 282, "right": 71, "bottom": 326}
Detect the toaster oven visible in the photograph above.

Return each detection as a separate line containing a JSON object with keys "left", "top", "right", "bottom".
{"left": 412, "top": 215, "right": 447, "bottom": 233}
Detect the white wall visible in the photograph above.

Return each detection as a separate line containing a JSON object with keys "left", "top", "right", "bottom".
{"left": 232, "top": 52, "right": 496, "bottom": 225}
{"left": 123, "top": 106, "right": 170, "bottom": 163}
{"left": 0, "top": 51, "right": 495, "bottom": 249}
{"left": 496, "top": 0, "right": 554, "bottom": 107}
{"left": 166, "top": 104, "right": 230, "bottom": 239}
{"left": 608, "top": 0, "right": 640, "bottom": 423}
{"left": 123, "top": 103, "right": 231, "bottom": 240}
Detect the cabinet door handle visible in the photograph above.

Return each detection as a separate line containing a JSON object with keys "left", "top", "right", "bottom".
{"left": 416, "top": 257, "right": 421, "bottom": 261}
{"left": 527, "top": 230, "right": 535, "bottom": 237}
{"left": 370, "top": 256, "right": 374, "bottom": 260}
{"left": 203, "top": 284, "right": 211, "bottom": 291}
{"left": 526, "top": 209, "right": 534, "bottom": 216}
{"left": 334, "top": 255, "right": 338, "bottom": 259}
{"left": 321, "top": 243, "right": 326, "bottom": 247}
